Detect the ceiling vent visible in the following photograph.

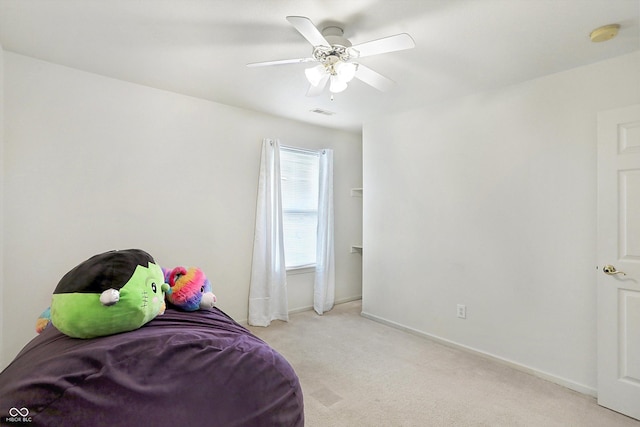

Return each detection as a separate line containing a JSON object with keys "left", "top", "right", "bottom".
{"left": 310, "top": 108, "right": 336, "bottom": 116}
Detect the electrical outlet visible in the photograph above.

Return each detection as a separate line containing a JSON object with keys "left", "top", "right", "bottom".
{"left": 457, "top": 304, "right": 466, "bottom": 319}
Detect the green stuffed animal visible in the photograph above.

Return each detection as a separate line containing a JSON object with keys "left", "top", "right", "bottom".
{"left": 50, "top": 249, "right": 169, "bottom": 339}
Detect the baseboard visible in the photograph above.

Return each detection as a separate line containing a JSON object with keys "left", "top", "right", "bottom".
{"left": 239, "top": 296, "right": 363, "bottom": 326}
{"left": 288, "top": 295, "right": 363, "bottom": 315}
{"left": 360, "top": 310, "right": 597, "bottom": 398}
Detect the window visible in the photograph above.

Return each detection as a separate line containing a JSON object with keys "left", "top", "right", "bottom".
{"left": 280, "top": 147, "right": 320, "bottom": 269}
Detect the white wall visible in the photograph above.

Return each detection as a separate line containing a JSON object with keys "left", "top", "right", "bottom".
{"left": 0, "top": 43, "right": 5, "bottom": 368}
{"left": 1, "top": 52, "right": 362, "bottom": 368}
{"left": 363, "top": 51, "right": 640, "bottom": 394}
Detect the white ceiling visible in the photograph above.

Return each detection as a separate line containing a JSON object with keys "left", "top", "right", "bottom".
{"left": 1, "top": 0, "right": 638, "bottom": 132}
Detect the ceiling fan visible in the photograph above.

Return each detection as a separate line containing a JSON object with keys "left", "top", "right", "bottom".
{"left": 247, "top": 16, "right": 415, "bottom": 96}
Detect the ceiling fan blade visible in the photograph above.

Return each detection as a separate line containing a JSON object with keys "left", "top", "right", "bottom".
{"left": 350, "top": 33, "right": 415, "bottom": 58}
{"left": 247, "top": 57, "right": 316, "bottom": 67}
{"left": 306, "top": 74, "right": 329, "bottom": 97}
{"left": 286, "top": 16, "right": 330, "bottom": 47}
{"left": 354, "top": 64, "right": 396, "bottom": 92}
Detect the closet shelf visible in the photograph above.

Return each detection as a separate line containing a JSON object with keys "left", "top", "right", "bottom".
{"left": 350, "top": 245, "right": 363, "bottom": 253}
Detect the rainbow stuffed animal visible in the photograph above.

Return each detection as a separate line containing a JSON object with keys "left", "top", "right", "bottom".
{"left": 163, "top": 266, "right": 217, "bottom": 311}
{"left": 35, "top": 307, "right": 52, "bottom": 334}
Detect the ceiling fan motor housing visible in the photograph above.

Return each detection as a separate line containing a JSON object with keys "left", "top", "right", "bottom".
{"left": 313, "top": 26, "right": 357, "bottom": 66}
{"left": 322, "top": 26, "right": 352, "bottom": 48}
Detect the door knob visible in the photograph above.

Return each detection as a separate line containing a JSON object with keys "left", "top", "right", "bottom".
{"left": 603, "top": 264, "right": 626, "bottom": 276}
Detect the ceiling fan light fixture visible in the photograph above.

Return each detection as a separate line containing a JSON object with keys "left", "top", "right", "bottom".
{"left": 335, "top": 61, "right": 357, "bottom": 82}
{"left": 305, "top": 64, "right": 327, "bottom": 86}
{"left": 329, "top": 75, "right": 348, "bottom": 93}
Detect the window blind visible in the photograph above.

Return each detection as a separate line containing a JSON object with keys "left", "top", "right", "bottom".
{"left": 280, "top": 147, "right": 320, "bottom": 268}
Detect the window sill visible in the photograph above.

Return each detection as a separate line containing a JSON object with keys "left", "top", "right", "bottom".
{"left": 286, "top": 265, "right": 316, "bottom": 275}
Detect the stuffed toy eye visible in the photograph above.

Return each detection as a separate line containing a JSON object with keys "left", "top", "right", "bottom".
{"left": 200, "top": 286, "right": 205, "bottom": 293}
{"left": 151, "top": 282, "right": 157, "bottom": 293}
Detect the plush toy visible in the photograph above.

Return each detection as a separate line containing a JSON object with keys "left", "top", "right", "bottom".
{"left": 35, "top": 307, "right": 52, "bottom": 334}
{"left": 49, "top": 249, "right": 169, "bottom": 339}
{"left": 163, "top": 266, "right": 217, "bottom": 311}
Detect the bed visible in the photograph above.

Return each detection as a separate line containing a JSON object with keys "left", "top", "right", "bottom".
{"left": 0, "top": 307, "right": 304, "bottom": 426}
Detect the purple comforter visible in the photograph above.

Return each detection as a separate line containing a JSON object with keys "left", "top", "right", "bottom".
{"left": 0, "top": 308, "right": 304, "bottom": 426}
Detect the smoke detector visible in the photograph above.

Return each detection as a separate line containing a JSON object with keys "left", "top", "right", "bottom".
{"left": 590, "top": 24, "right": 620, "bottom": 42}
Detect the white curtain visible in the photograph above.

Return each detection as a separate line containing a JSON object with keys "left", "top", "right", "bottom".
{"left": 314, "top": 149, "right": 335, "bottom": 315}
{"left": 248, "top": 138, "right": 288, "bottom": 326}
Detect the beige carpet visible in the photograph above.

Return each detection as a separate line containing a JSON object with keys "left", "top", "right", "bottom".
{"left": 248, "top": 300, "right": 640, "bottom": 427}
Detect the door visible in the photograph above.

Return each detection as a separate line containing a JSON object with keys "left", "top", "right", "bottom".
{"left": 597, "top": 104, "right": 640, "bottom": 420}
